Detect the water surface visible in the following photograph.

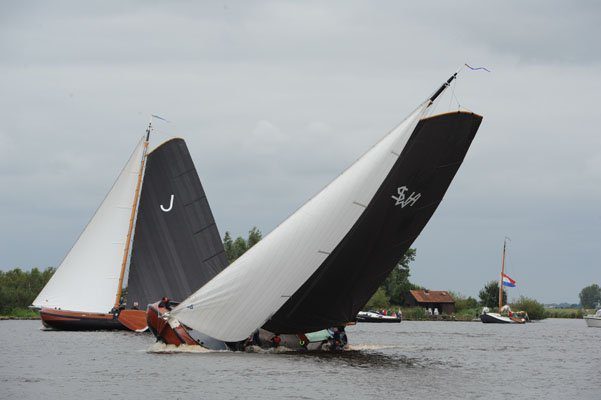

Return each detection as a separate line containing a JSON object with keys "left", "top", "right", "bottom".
{"left": 1, "top": 319, "right": 598, "bottom": 399}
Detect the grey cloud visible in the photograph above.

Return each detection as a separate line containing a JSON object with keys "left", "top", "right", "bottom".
{"left": 0, "top": 1, "right": 599, "bottom": 303}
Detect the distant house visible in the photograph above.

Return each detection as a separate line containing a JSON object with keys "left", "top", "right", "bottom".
{"left": 406, "top": 290, "right": 455, "bottom": 315}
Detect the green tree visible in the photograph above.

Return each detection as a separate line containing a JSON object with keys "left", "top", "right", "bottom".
{"left": 579, "top": 284, "right": 601, "bottom": 308}
{"left": 223, "top": 232, "right": 234, "bottom": 262}
{"left": 512, "top": 296, "right": 546, "bottom": 320}
{"left": 479, "top": 280, "right": 507, "bottom": 308}
{"left": 365, "top": 287, "right": 390, "bottom": 310}
{"left": 223, "top": 227, "right": 263, "bottom": 263}
{"left": 382, "top": 248, "right": 420, "bottom": 305}
{"left": 247, "top": 227, "right": 262, "bottom": 248}
{"left": 450, "top": 291, "right": 479, "bottom": 312}
{"left": 0, "top": 267, "right": 55, "bottom": 314}
{"left": 232, "top": 237, "right": 248, "bottom": 260}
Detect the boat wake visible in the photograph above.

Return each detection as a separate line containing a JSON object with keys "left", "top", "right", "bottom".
{"left": 244, "top": 345, "right": 297, "bottom": 353}
{"left": 347, "top": 343, "right": 402, "bottom": 351}
{"left": 147, "top": 342, "right": 429, "bottom": 368}
{"left": 147, "top": 342, "right": 221, "bottom": 354}
{"left": 148, "top": 342, "right": 402, "bottom": 355}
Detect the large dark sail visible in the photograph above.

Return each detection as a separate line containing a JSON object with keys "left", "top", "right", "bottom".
{"left": 126, "top": 138, "right": 228, "bottom": 309}
{"left": 264, "top": 111, "right": 482, "bottom": 333}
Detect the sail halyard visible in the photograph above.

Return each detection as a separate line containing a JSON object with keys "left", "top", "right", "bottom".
{"left": 114, "top": 123, "right": 152, "bottom": 309}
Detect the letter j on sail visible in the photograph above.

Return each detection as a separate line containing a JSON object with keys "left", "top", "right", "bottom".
{"left": 160, "top": 194, "right": 174, "bottom": 212}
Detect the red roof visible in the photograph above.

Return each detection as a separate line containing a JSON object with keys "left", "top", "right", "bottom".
{"left": 410, "top": 290, "right": 455, "bottom": 304}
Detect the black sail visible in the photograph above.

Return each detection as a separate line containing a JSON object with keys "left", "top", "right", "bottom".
{"left": 126, "top": 138, "right": 228, "bottom": 309}
{"left": 264, "top": 111, "right": 482, "bottom": 333}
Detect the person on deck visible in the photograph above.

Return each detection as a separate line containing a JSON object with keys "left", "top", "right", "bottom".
{"left": 159, "top": 297, "right": 171, "bottom": 311}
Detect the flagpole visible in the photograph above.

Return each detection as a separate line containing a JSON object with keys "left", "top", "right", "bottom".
{"left": 499, "top": 238, "right": 507, "bottom": 310}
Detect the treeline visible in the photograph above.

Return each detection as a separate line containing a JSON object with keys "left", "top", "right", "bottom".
{"left": 367, "top": 273, "right": 549, "bottom": 320}
{"left": 5, "top": 227, "right": 595, "bottom": 321}
{"left": 475, "top": 280, "right": 547, "bottom": 320}
{"left": 364, "top": 248, "right": 423, "bottom": 309}
{"left": 579, "top": 283, "right": 601, "bottom": 308}
{"left": 0, "top": 267, "right": 55, "bottom": 315}
{"left": 223, "top": 227, "right": 262, "bottom": 263}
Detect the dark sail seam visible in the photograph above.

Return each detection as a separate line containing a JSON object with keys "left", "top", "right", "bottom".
{"left": 174, "top": 168, "right": 196, "bottom": 178}
{"left": 183, "top": 196, "right": 208, "bottom": 207}
{"left": 415, "top": 200, "right": 441, "bottom": 211}
{"left": 193, "top": 223, "right": 217, "bottom": 236}
{"left": 202, "top": 250, "right": 226, "bottom": 263}
{"left": 437, "top": 161, "right": 461, "bottom": 169}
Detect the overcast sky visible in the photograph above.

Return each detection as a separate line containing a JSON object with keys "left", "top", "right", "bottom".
{"left": 1, "top": 1, "right": 599, "bottom": 303}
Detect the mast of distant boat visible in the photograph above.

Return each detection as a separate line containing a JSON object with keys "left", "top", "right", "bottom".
{"left": 498, "top": 238, "right": 508, "bottom": 310}
{"left": 113, "top": 122, "right": 152, "bottom": 309}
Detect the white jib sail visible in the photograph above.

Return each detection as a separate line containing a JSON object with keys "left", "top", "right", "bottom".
{"left": 32, "top": 138, "right": 145, "bottom": 313}
{"left": 170, "top": 103, "right": 428, "bottom": 341}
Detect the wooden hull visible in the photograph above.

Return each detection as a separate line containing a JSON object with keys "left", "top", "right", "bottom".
{"left": 40, "top": 308, "right": 147, "bottom": 331}
{"left": 40, "top": 308, "right": 124, "bottom": 330}
{"left": 117, "top": 309, "right": 149, "bottom": 331}
{"left": 146, "top": 302, "right": 197, "bottom": 346}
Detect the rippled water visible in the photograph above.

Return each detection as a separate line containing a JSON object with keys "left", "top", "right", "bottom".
{"left": 1, "top": 319, "right": 599, "bottom": 399}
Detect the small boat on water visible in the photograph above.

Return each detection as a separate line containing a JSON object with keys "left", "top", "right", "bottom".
{"left": 584, "top": 309, "right": 601, "bottom": 328}
{"left": 480, "top": 238, "right": 528, "bottom": 324}
{"left": 480, "top": 306, "right": 527, "bottom": 324}
{"left": 32, "top": 123, "right": 228, "bottom": 331}
{"left": 147, "top": 71, "right": 483, "bottom": 351}
{"left": 356, "top": 311, "right": 401, "bottom": 323}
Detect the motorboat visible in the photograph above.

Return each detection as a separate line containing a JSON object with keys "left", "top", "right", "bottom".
{"left": 356, "top": 311, "right": 401, "bottom": 323}
{"left": 584, "top": 309, "right": 601, "bottom": 328}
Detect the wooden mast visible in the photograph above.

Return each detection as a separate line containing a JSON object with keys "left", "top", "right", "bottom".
{"left": 113, "top": 123, "right": 151, "bottom": 309}
{"left": 498, "top": 238, "right": 507, "bottom": 310}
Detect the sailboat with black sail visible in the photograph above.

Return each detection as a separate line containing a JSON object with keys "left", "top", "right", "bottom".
{"left": 32, "top": 124, "right": 228, "bottom": 331}
{"left": 147, "top": 71, "right": 483, "bottom": 350}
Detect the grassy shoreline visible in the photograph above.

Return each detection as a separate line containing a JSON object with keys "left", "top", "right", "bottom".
{"left": 0, "top": 308, "right": 40, "bottom": 320}
{"left": 544, "top": 308, "right": 593, "bottom": 319}
{"left": 392, "top": 307, "right": 594, "bottom": 321}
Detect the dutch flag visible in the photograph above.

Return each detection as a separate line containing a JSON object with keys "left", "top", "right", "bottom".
{"left": 502, "top": 274, "right": 516, "bottom": 288}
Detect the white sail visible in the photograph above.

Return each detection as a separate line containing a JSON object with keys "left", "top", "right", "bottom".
{"left": 33, "top": 138, "right": 145, "bottom": 313}
{"left": 170, "top": 103, "right": 428, "bottom": 341}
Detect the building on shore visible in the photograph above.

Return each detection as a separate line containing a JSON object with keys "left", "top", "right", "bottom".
{"left": 406, "top": 290, "right": 455, "bottom": 315}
